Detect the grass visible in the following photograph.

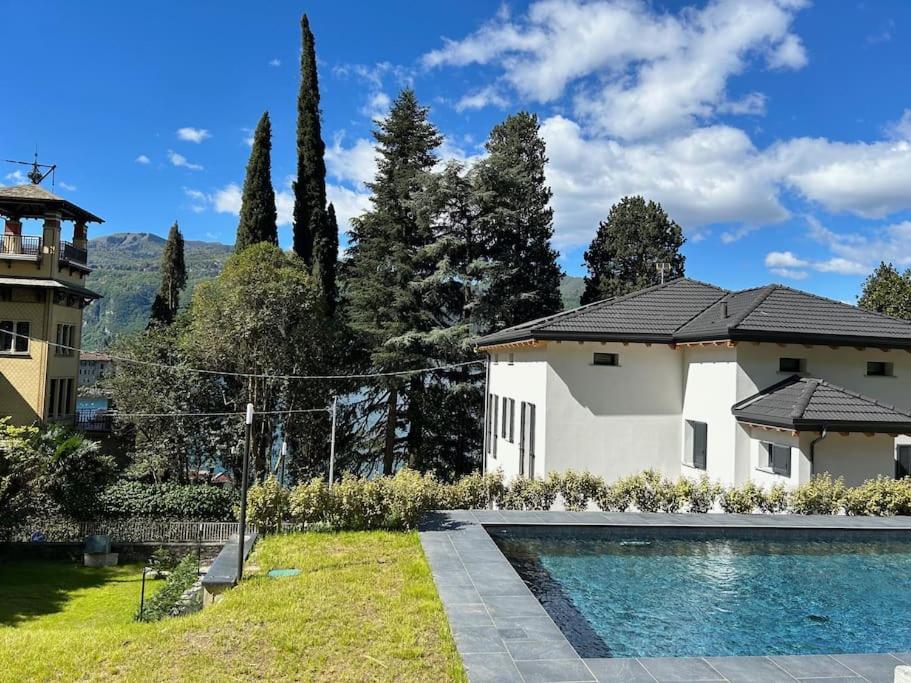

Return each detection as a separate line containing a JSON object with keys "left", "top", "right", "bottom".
{"left": 0, "top": 532, "right": 465, "bottom": 682}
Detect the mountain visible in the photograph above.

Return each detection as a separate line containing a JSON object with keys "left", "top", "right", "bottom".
{"left": 80, "top": 232, "right": 586, "bottom": 348}
{"left": 81, "top": 232, "right": 233, "bottom": 348}
{"left": 560, "top": 275, "right": 584, "bottom": 310}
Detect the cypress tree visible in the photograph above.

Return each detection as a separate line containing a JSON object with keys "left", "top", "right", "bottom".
{"left": 580, "top": 196, "right": 685, "bottom": 304}
{"left": 148, "top": 222, "right": 187, "bottom": 326}
{"left": 343, "top": 89, "right": 443, "bottom": 474}
{"left": 292, "top": 13, "right": 327, "bottom": 267}
{"left": 312, "top": 202, "right": 339, "bottom": 314}
{"left": 473, "top": 112, "right": 563, "bottom": 332}
{"left": 235, "top": 112, "right": 278, "bottom": 252}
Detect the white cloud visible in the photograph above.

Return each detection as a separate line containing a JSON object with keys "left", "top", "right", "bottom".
{"left": 211, "top": 183, "right": 241, "bottom": 214}
{"left": 361, "top": 91, "right": 391, "bottom": 121}
{"left": 333, "top": 62, "right": 413, "bottom": 123}
{"left": 58, "top": 181, "right": 76, "bottom": 192}
{"left": 325, "top": 134, "right": 377, "bottom": 187}
{"left": 887, "top": 109, "right": 911, "bottom": 141}
{"left": 455, "top": 86, "right": 510, "bottom": 112}
{"left": 176, "top": 127, "right": 211, "bottom": 143}
{"left": 765, "top": 251, "right": 807, "bottom": 268}
{"left": 4, "top": 170, "right": 26, "bottom": 183}
{"left": 269, "top": 58, "right": 281, "bottom": 67}
{"left": 327, "top": 184, "right": 372, "bottom": 233}
{"left": 135, "top": 154, "right": 151, "bottom": 165}
{"left": 425, "top": 0, "right": 808, "bottom": 138}
{"left": 167, "top": 150, "right": 203, "bottom": 171}
{"left": 806, "top": 216, "right": 911, "bottom": 271}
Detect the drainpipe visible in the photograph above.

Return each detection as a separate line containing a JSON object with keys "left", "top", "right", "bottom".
{"left": 808, "top": 427, "right": 828, "bottom": 476}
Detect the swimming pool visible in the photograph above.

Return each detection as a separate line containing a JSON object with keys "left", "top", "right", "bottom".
{"left": 489, "top": 526, "right": 911, "bottom": 659}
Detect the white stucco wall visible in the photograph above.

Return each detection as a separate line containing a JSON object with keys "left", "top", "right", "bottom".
{"left": 747, "top": 426, "right": 808, "bottom": 487}
{"left": 812, "top": 433, "right": 896, "bottom": 487}
{"left": 681, "top": 346, "right": 739, "bottom": 485}
{"left": 543, "top": 341, "right": 683, "bottom": 482}
{"left": 485, "top": 349, "right": 548, "bottom": 480}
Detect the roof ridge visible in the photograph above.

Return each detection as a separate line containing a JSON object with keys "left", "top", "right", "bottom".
{"left": 731, "top": 374, "right": 803, "bottom": 411}
{"left": 774, "top": 284, "right": 911, "bottom": 329}
{"left": 790, "top": 377, "right": 818, "bottom": 419}
{"left": 814, "top": 378, "right": 911, "bottom": 418}
{"left": 727, "top": 284, "right": 778, "bottom": 331}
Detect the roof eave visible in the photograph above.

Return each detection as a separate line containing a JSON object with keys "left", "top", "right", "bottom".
{"left": 734, "top": 413, "right": 911, "bottom": 434}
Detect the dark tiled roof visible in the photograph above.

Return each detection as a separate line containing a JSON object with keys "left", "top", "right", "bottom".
{"left": 475, "top": 279, "right": 911, "bottom": 348}
{"left": 732, "top": 375, "right": 911, "bottom": 431}
{"left": 0, "top": 184, "right": 103, "bottom": 223}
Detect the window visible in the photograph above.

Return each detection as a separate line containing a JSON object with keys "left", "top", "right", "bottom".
{"left": 779, "top": 357, "right": 805, "bottom": 373}
{"left": 593, "top": 352, "right": 619, "bottom": 366}
{"left": 508, "top": 353, "right": 514, "bottom": 365}
{"left": 762, "top": 442, "right": 792, "bottom": 476}
{"left": 867, "top": 361, "right": 894, "bottom": 377}
{"left": 55, "top": 324, "right": 75, "bottom": 356}
{"left": 520, "top": 402, "right": 537, "bottom": 479}
{"left": 492, "top": 395, "right": 499, "bottom": 458}
{"left": 519, "top": 402, "right": 526, "bottom": 476}
{"left": 0, "top": 320, "right": 30, "bottom": 354}
{"left": 501, "top": 396, "right": 508, "bottom": 438}
{"left": 507, "top": 398, "right": 516, "bottom": 443}
{"left": 487, "top": 394, "right": 495, "bottom": 456}
{"left": 897, "top": 445, "right": 911, "bottom": 479}
{"left": 685, "top": 420, "right": 707, "bottom": 470}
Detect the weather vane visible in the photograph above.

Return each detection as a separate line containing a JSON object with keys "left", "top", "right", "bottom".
{"left": 4, "top": 150, "right": 56, "bottom": 186}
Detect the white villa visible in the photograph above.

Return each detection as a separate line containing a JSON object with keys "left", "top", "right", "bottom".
{"left": 476, "top": 278, "right": 911, "bottom": 488}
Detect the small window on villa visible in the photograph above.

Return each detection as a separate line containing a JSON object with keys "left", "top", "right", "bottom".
{"left": 762, "top": 442, "right": 792, "bottom": 477}
{"left": 593, "top": 352, "right": 619, "bottom": 367}
{"left": 779, "top": 357, "right": 805, "bottom": 373}
{"left": 867, "top": 361, "right": 894, "bottom": 377}
{"left": 0, "top": 320, "right": 30, "bottom": 354}
{"left": 896, "top": 445, "right": 911, "bottom": 479}
{"left": 685, "top": 420, "right": 707, "bottom": 470}
{"left": 508, "top": 353, "right": 515, "bottom": 365}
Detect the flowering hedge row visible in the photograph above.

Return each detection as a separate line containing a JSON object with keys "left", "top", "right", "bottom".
{"left": 244, "top": 469, "right": 911, "bottom": 532}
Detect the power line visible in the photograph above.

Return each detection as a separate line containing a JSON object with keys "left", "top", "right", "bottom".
{"left": 3, "top": 328, "right": 484, "bottom": 380}
{"left": 108, "top": 407, "right": 332, "bottom": 419}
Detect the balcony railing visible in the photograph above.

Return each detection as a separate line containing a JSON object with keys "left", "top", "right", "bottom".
{"left": 75, "top": 409, "right": 112, "bottom": 433}
{"left": 0, "top": 234, "right": 42, "bottom": 257}
{"left": 60, "top": 241, "right": 88, "bottom": 265}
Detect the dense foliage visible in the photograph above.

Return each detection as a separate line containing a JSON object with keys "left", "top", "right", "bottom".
{"left": 581, "top": 195, "right": 686, "bottom": 305}
{"left": 235, "top": 111, "right": 278, "bottom": 251}
{"left": 136, "top": 553, "right": 200, "bottom": 622}
{"left": 858, "top": 262, "right": 911, "bottom": 319}
{"left": 99, "top": 481, "right": 236, "bottom": 519}
{"left": 148, "top": 222, "right": 187, "bottom": 326}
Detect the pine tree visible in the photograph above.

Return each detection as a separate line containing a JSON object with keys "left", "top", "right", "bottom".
{"left": 343, "top": 89, "right": 443, "bottom": 474}
{"left": 473, "top": 112, "right": 563, "bottom": 332}
{"left": 580, "top": 195, "right": 685, "bottom": 304}
{"left": 292, "top": 13, "right": 327, "bottom": 267}
{"left": 858, "top": 262, "right": 911, "bottom": 319}
{"left": 235, "top": 111, "right": 277, "bottom": 252}
{"left": 312, "top": 203, "right": 339, "bottom": 314}
{"left": 148, "top": 222, "right": 187, "bottom": 326}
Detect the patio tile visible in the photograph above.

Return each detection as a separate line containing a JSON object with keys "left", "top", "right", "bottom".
{"left": 768, "top": 655, "right": 858, "bottom": 679}
{"left": 484, "top": 594, "right": 549, "bottom": 618}
{"left": 435, "top": 584, "right": 483, "bottom": 605}
{"left": 431, "top": 569, "right": 474, "bottom": 587}
{"left": 639, "top": 657, "right": 725, "bottom": 682}
{"left": 473, "top": 510, "right": 507, "bottom": 523}
{"left": 445, "top": 603, "right": 494, "bottom": 629}
{"left": 515, "top": 658, "right": 596, "bottom": 682}
{"left": 891, "top": 653, "right": 911, "bottom": 664}
{"left": 584, "top": 658, "right": 655, "bottom": 682}
{"left": 497, "top": 627, "right": 528, "bottom": 640}
{"left": 703, "top": 656, "right": 794, "bottom": 682}
{"left": 476, "top": 577, "right": 531, "bottom": 597}
{"left": 453, "top": 626, "right": 508, "bottom": 654}
{"left": 493, "top": 616, "right": 566, "bottom": 641}
{"left": 830, "top": 654, "right": 903, "bottom": 682}
{"left": 504, "top": 639, "right": 579, "bottom": 661}
{"left": 461, "top": 652, "right": 524, "bottom": 683}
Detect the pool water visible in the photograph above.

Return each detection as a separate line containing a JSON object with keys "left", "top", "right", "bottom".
{"left": 490, "top": 528, "right": 911, "bottom": 658}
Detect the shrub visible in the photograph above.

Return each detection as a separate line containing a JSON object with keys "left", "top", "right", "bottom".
{"left": 842, "top": 477, "right": 911, "bottom": 516}
{"left": 594, "top": 479, "right": 633, "bottom": 512}
{"left": 137, "top": 553, "right": 200, "bottom": 622}
{"left": 100, "top": 481, "right": 236, "bottom": 520}
{"left": 148, "top": 547, "right": 178, "bottom": 579}
{"left": 719, "top": 482, "right": 763, "bottom": 514}
{"left": 442, "top": 470, "right": 505, "bottom": 509}
{"left": 381, "top": 469, "right": 441, "bottom": 530}
{"left": 758, "top": 484, "right": 789, "bottom": 513}
{"left": 680, "top": 476, "right": 721, "bottom": 513}
{"left": 790, "top": 474, "right": 845, "bottom": 515}
{"left": 331, "top": 475, "right": 386, "bottom": 530}
{"left": 558, "top": 471, "right": 606, "bottom": 511}
{"left": 244, "top": 476, "right": 289, "bottom": 533}
{"left": 500, "top": 474, "right": 559, "bottom": 511}
{"left": 623, "top": 470, "right": 682, "bottom": 513}
{"left": 288, "top": 478, "right": 332, "bottom": 526}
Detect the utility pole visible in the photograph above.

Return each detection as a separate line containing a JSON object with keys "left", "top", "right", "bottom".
{"left": 236, "top": 403, "right": 253, "bottom": 582}
{"left": 328, "top": 396, "right": 337, "bottom": 488}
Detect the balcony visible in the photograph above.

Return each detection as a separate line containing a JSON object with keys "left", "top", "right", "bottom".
{"left": 75, "top": 409, "right": 112, "bottom": 433}
{"left": 0, "top": 234, "right": 42, "bottom": 258}
{"left": 60, "top": 240, "right": 88, "bottom": 265}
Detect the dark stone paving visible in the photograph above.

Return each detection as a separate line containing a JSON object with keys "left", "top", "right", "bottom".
{"left": 419, "top": 510, "right": 911, "bottom": 682}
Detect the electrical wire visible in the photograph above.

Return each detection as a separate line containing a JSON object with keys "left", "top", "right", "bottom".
{"left": 108, "top": 407, "right": 331, "bottom": 419}
{"left": 2, "top": 327, "right": 484, "bottom": 380}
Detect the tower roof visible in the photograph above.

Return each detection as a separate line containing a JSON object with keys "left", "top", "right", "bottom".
{"left": 0, "top": 184, "right": 104, "bottom": 223}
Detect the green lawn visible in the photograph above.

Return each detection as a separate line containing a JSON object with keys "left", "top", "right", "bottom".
{"left": 0, "top": 532, "right": 465, "bottom": 682}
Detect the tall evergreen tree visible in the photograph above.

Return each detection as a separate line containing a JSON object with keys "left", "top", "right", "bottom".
{"left": 292, "top": 13, "right": 327, "bottom": 267}
{"left": 235, "top": 111, "right": 277, "bottom": 252}
{"left": 148, "top": 222, "right": 187, "bottom": 326}
{"left": 581, "top": 195, "right": 685, "bottom": 304}
{"left": 343, "top": 89, "right": 443, "bottom": 474}
{"left": 858, "top": 262, "right": 911, "bottom": 319}
{"left": 473, "top": 112, "right": 563, "bottom": 331}
{"left": 313, "top": 203, "right": 339, "bottom": 314}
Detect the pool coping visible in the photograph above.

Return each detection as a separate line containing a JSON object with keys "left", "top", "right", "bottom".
{"left": 419, "top": 510, "right": 911, "bottom": 683}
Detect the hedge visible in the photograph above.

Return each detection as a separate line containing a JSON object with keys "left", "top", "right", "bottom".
{"left": 136, "top": 553, "right": 201, "bottom": 622}
{"left": 99, "top": 481, "right": 236, "bottom": 520}
{"left": 244, "top": 469, "right": 911, "bottom": 532}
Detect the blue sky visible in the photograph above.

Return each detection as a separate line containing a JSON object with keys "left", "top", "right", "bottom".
{"left": 3, "top": 0, "right": 911, "bottom": 302}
